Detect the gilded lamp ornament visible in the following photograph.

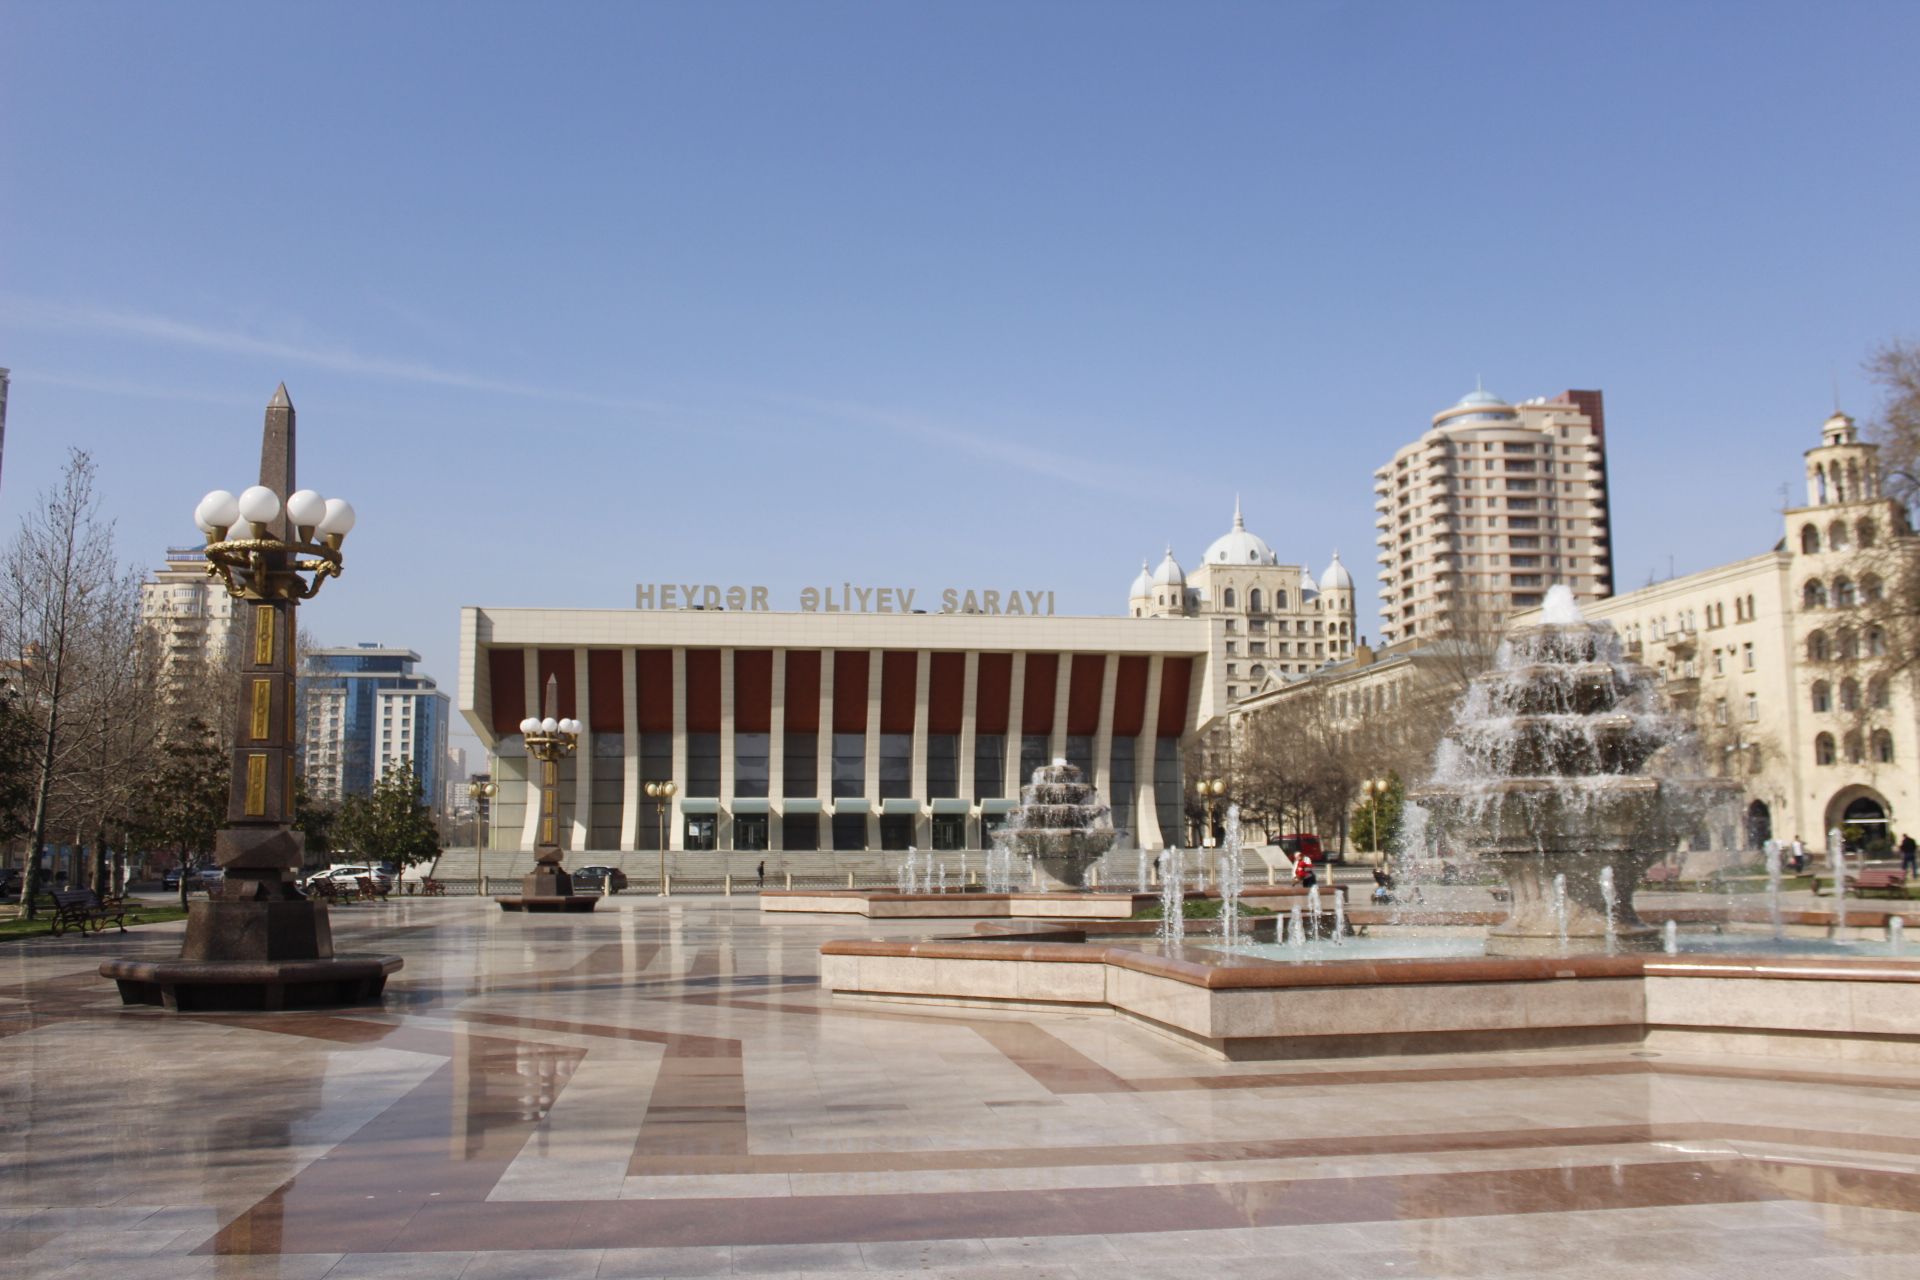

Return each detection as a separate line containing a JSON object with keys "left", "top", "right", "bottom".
{"left": 194, "top": 484, "right": 354, "bottom": 601}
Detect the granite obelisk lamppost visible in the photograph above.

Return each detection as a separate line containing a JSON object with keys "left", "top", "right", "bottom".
{"left": 102, "top": 386, "right": 402, "bottom": 1010}
{"left": 496, "top": 675, "right": 598, "bottom": 912}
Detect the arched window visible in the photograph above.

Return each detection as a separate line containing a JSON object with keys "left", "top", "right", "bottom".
{"left": 1875, "top": 731, "right": 1896, "bottom": 764}
{"left": 1249, "top": 589, "right": 1263, "bottom": 613}
{"left": 1249, "top": 664, "right": 1264, "bottom": 680}
{"left": 1869, "top": 626, "right": 1888, "bottom": 657}
{"left": 1847, "top": 460, "right": 1861, "bottom": 500}
{"left": 1815, "top": 733, "right": 1836, "bottom": 765}
{"left": 1862, "top": 575, "right": 1884, "bottom": 604}
{"left": 1829, "top": 521, "right": 1851, "bottom": 551}
{"left": 1801, "top": 525, "right": 1822, "bottom": 554}
{"left": 1133, "top": 608, "right": 1141, "bottom": 618}
{"left": 1815, "top": 464, "right": 1829, "bottom": 504}
{"left": 1858, "top": 519, "right": 1877, "bottom": 548}
{"left": 1845, "top": 731, "right": 1864, "bottom": 765}
{"left": 1812, "top": 680, "right": 1832, "bottom": 713}
{"left": 1840, "top": 678, "right": 1860, "bottom": 711}
{"left": 1803, "top": 580, "right": 1827, "bottom": 609}
{"left": 1835, "top": 577, "right": 1857, "bottom": 608}
{"left": 1275, "top": 590, "right": 1288, "bottom": 610}
{"left": 1746, "top": 594, "right": 1756, "bottom": 619}
{"left": 1223, "top": 588, "right": 1236, "bottom": 609}
{"left": 1808, "top": 630, "right": 1830, "bottom": 662}
{"left": 1839, "top": 629, "right": 1860, "bottom": 660}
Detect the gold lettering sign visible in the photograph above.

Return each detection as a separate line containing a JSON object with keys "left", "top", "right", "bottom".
{"left": 541, "top": 815, "right": 555, "bottom": 844}
{"left": 254, "top": 605, "right": 276, "bottom": 666}
{"left": 245, "top": 755, "right": 268, "bottom": 816}
{"left": 543, "top": 788, "right": 556, "bottom": 815}
{"left": 544, "top": 761, "right": 557, "bottom": 787}
{"left": 250, "top": 679, "right": 273, "bottom": 740}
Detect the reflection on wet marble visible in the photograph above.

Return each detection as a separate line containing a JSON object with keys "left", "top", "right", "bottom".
{"left": 6, "top": 897, "right": 1920, "bottom": 1277}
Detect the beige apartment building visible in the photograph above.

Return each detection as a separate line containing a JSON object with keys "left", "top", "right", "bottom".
{"left": 1375, "top": 386, "right": 1614, "bottom": 645}
{"left": 139, "top": 544, "right": 240, "bottom": 692}
{"left": 1512, "top": 411, "right": 1917, "bottom": 850}
{"left": 1128, "top": 500, "right": 1357, "bottom": 700}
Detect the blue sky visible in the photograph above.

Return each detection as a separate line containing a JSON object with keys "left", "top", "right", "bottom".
{"left": 4, "top": 1, "right": 1918, "bottom": 764}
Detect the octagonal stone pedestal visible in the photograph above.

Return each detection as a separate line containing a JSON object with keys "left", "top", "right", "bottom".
{"left": 100, "top": 954, "right": 401, "bottom": 1012}
{"left": 496, "top": 866, "right": 600, "bottom": 913}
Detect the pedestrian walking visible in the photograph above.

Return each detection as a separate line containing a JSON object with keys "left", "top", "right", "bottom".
{"left": 1900, "top": 834, "right": 1918, "bottom": 877}
{"left": 1790, "top": 835, "right": 1807, "bottom": 875}
{"left": 1293, "top": 850, "right": 1316, "bottom": 890}
{"left": 756, "top": 860, "right": 766, "bottom": 889}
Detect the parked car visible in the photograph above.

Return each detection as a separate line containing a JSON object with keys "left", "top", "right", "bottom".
{"left": 162, "top": 867, "right": 184, "bottom": 890}
{"left": 0, "top": 868, "right": 20, "bottom": 900}
{"left": 192, "top": 866, "right": 225, "bottom": 891}
{"left": 303, "top": 865, "right": 391, "bottom": 894}
{"left": 1268, "top": 834, "right": 1330, "bottom": 863}
{"left": 573, "top": 865, "right": 628, "bottom": 893}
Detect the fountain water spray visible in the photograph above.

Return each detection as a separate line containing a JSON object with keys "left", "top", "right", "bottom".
{"left": 1663, "top": 919, "right": 1679, "bottom": 955}
{"left": 1552, "top": 873, "right": 1569, "bottom": 952}
{"left": 1288, "top": 902, "right": 1306, "bottom": 952}
{"left": 1828, "top": 827, "right": 1849, "bottom": 932}
{"left": 1764, "top": 839, "right": 1784, "bottom": 941}
{"left": 1218, "top": 804, "right": 1246, "bottom": 950}
{"left": 1332, "top": 888, "right": 1347, "bottom": 944}
{"left": 1137, "top": 849, "right": 1150, "bottom": 895}
{"left": 1599, "top": 865, "right": 1618, "bottom": 955}
{"left": 1157, "top": 847, "right": 1186, "bottom": 949}
{"left": 1306, "top": 885, "right": 1322, "bottom": 940}
{"left": 1890, "top": 916, "right": 1906, "bottom": 955}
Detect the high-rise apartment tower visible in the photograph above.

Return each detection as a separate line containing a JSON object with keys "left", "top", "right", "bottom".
{"left": 1374, "top": 385, "right": 1613, "bottom": 645}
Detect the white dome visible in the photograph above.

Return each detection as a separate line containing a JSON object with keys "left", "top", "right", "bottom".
{"left": 1318, "top": 551, "right": 1352, "bottom": 592}
{"left": 1203, "top": 497, "right": 1278, "bottom": 566}
{"left": 1152, "top": 546, "right": 1185, "bottom": 587}
{"left": 1129, "top": 560, "right": 1153, "bottom": 598}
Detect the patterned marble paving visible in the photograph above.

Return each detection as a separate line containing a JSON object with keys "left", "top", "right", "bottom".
{"left": 6, "top": 896, "right": 1920, "bottom": 1278}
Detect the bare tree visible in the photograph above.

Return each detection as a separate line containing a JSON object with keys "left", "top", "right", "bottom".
{"left": 1, "top": 451, "right": 139, "bottom": 915}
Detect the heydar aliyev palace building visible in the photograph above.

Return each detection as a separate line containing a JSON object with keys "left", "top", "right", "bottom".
{"left": 458, "top": 504, "right": 1353, "bottom": 858}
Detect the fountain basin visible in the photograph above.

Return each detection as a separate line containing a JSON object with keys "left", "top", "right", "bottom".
{"left": 761, "top": 885, "right": 1344, "bottom": 920}
{"left": 820, "top": 930, "right": 1920, "bottom": 1063}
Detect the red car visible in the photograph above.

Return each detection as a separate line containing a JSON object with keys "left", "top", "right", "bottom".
{"left": 1269, "top": 834, "right": 1328, "bottom": 863}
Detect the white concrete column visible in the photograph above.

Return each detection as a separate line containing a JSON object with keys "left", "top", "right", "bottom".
{"left": 572, "top": 647, "right": 592, "bottom": 851}
{"left": 620, "top": 648, "right": 640, "bottom": 851}
{"left": 911, "top": 650, "right": 931, "bottom": 847}
{"left": 817, "top": 656, "right": 834, "bottom": 811}
{"left": 1093, "top": 653, "right": 1119, "bottom": 802}
{"left": 1005, "top": 653, "right": 1026, "bottom": 799}
{"left": 1049, "top": 654, "right": 1071, "bottom": 765}
{"left": 768, "top": 649, "right": 786, "bottom": 853}
{"left": 959, "top": 652, "right": 980, "bottom": 849}
{"left": 1137, "top": 655, "right": 1165, "bottom": 851}
{"left": 865, "top": 650, "right": 883, "bottom": 850}
{"left": 670, "top": 647, "right": 687, "bottom": 852}
{"left": 718, "top": 648, "right": 735, "bottom": 852}
{"left": 520, "top": 650, "right": 542, "bottom": 852}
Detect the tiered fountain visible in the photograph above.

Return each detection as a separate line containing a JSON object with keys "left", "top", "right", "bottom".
{"left": 1412, "top": 586, "right": 1740, "bottom": 955}
{"left": 1000, "top": 759, "right": 1118, "bottom": 889}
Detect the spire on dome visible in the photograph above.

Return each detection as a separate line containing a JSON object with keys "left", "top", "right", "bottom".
{"left": 1233, "top": 494, "right": 1244, "bottom": 530}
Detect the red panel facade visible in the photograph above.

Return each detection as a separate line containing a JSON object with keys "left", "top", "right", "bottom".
{"left": 1156, "top": 656, "right": 1194, "bottom": 737}
{"left": 734, "top": 650, "right": 773, "bottom": 734}
{"left": 587, "top": 650, "right": 624, "bottom": 731}
{"left": 927, "top": 652, "right": 966, "bottom": 734}
{"left": 685, "top": 649, "right": 722, "bottom": 734}
{"left": 535, "top": 649, "right": 577, "bottom": 720}
{"left": 487, "top": 648, "right": 526, "bottom": 734}
{"left": 974, "top": 653, "right": 1012, "bottom": 734}
{"left": 832, "top": 650, "right": 870, "bottom": 734}
{"left": 880, "top": 651, "right": 918, "bottom": 734}
{"left": 636, "top": 650, "right": 674, "bottom": 733}
{"left": 1111, "top": 655, "right": 1149, "bottom": 738}
{"left": 1066, "top": 655, "right": 1106, "bottom": 736}
{"left": 1021, "top": 652, "right": 1059, "bottom": 735}
{"left": 784, "top": 651, "right": 821, "bottom": 733}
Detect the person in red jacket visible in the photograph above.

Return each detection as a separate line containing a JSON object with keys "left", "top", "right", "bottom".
{"left": 1293, "top": 850, "right": 1317, "bottom": 889}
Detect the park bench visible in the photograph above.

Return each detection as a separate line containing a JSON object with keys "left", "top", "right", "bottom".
{"left": 1644, "top": 864, "right": 1682, "bottom": 888}
{"left": 420, "top": 878, "right": 446, "bottom": 896}
{"left": 356, "top": 876, "right": 390, "bottom": 902}
{"left": 1849, "top": 869, "right": 1908, "bottom": 898}
{"left": 307, "top": 877, "right": 343, "bottom": 903}
{"left": 48, "top": 888, "right": 127, "bottom": 936}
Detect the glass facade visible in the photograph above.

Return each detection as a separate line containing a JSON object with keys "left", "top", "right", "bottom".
{"left": 1019, "top": 734, "right": 1048, "bottom": 791}
{"left": 1109, "top": 738, "right": 1135, "bottom": 841}
{"left": 734, "top": 732, "right": 769, "bottom": 798}
{"left": 684, "top": 814, "right": 717, "bottom": 851}
{"left": 931, "top": 814, "right": 966, "bottom": 850}
{"left": 927, "top": 734, "right": 959, "bottom": 799}
{"left": 1154, "top": 737, "right": 1183, "bottom": 847}
{"left": 831, "top": 733, "right": 865, "bottom": 798}
{"left": 687, "top": 732, "right": 721, "bottom": 798}
{"left": 783, "top": 732, "right": 817, "bottom": 797}
{"left": 782, "top": 814, "right": 820, "bottom": 850}
{"left": 831, "top": 813, "right": 866, "bottom": 851}
{"left": 878, "top": 733, "right": 912, "bottom": 799}
{"left": 878, "top": 814, "right": 913, "bottom": 850}
{"left": 301, "top": 645, "right": 449, "bottom": 811}
{"left": 973, "top": 734, "right": 1005, "bottom": 800}
{"left": 734, "top": 814, "right": 768, "bottom": 851}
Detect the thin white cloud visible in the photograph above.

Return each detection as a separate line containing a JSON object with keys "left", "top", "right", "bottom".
{"left": 1, "top": 294, "right": 667, "bottom": 414}
{"left": 17, "top": 370, "right": 258, "bottom": 408}
{"left": 775, "top": 394, "right": 1192, "bottom": 495}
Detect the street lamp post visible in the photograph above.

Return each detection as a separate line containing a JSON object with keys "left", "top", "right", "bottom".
{"left": 101, "top": 384, "right": 400, "bottom": 1010}
{"left": 1194, "top": 777, "right": 1226, "bottom": 882}
{"left": 495, "top": 674, "right": 592, "bottom": 912}
{"left": 468, "top": 776, "right": 497, "bottom": 892}
{"left": 645, "top": 780, "right": 677, "bottom": 894}
{"left": 1363, "top": 778, "right": 1390, "bottom": 856}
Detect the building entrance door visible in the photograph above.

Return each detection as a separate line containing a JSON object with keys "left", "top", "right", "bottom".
{"left": 735, "top": 814, "right": 769, "bottom": 851}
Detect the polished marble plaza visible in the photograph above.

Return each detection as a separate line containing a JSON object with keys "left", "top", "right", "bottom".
{"left": 7, "top": 897, "right": 1920, "bottom": 1279}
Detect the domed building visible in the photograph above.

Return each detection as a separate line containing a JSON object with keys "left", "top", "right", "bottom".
{"left": 1128, "top": 500, "right": 1356, "bottom": 701}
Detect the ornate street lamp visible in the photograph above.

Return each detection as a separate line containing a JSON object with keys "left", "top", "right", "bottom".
{"left": 496, "top": 674, "right": 594, "bottom": 911}
{"left": 1364, "top": 777, "right": 1390, "bottom": 854}
{"left": 102, "top": 385, "right": 400, "bottom": 1010}
{"left": 469, "top": 775, "right": 497, "bottom": 891}
{"left": 1193, "top": 777, "right": 1226, "bottom": 882}
{"left": 645, "top": 779, "right": 677, "bottom": 895}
